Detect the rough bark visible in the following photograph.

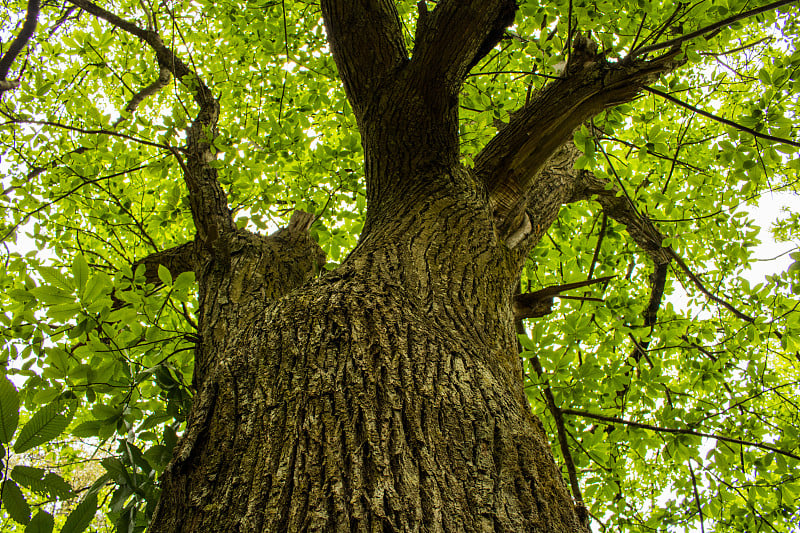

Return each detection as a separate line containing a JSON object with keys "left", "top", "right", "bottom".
{"left": 151, "top": 196, "right": 585, "bottom": 531}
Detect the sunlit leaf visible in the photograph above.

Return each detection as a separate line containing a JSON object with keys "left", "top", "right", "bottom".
{"left": 2, "top": 478, "right": 31, "bottom": 525}
{"left": 0, "top": 377, "right": 20, "bottom": 444}
{"left": 13, "top": 403, "right": 70, "bottom": 454}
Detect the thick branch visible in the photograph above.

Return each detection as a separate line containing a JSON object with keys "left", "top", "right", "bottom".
{"left": 633, "top": 262, "right": 669, "bottom": 359}
{"left": 512, "top": 142, "right": 587, "bottom": 248}
{"left": 575, "top": 171, "right": 758, "bottom": 324}
{"left": 574, "top": 172, "right": 672, "bottom": 266}
{"left": 410, "top": 0, "right": 517, "bottom": 88}
{"left": 0, "top": 0, "right": 39, "bottom": 94}
{"left": 319, "top": 0, "right": 407, "bottom": 119}
{"left": 562, "top": 409, "right": 800, "bottom": 462}
{"left": 475, "top": 37, "right": 681, "bottom": 239}
{"left": 113, "top": 66, "right": 171, "bottom": 127}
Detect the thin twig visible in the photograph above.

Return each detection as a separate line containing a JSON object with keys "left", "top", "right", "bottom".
{"left": 587, "top": 214, "right": 607, "bottom": 280}
{"left": 561, "top": 408, "right": 800, "bottom": 461}
{"left": 279, "top": 0, "right": 291, "bottom": 126}
{"left": 518, "top": 324, "right": 585, "bottom": 507}
{"left": 0, "top": 165, "right": 146, "bottom": 243}
{"left": 689, "top": 462, "right": 705, "bottom": 533}
{"left": 2, "top": 118, "right": 175, "bottom": 151}
{"left": 631, "top": 0, "right": 797, "bottom": 58}
{"left": 667, "top": 249, "right": 756, "bottom": 323}
{"left": 645, "top": 86, "right": 800, "bottom": 149}
{"left": 566, "top": 0, "right": 574, "bottom": 60}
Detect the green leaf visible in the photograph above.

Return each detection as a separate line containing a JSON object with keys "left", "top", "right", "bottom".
{"left": 173, "top": 271, "right": 196, "bottom": 291}
{"left": 60, "top": 495, "right": 98, "bottom": 533}
{"left": 102, "top": 457, "right": 134, "bottom": 486}
{"left": 11, "top": 465, "right": 47, "bottom": 494}
{"left": 12, "top": 465, "right": 73, "bottom": 499}
{"left": 43, "top": 472, "right": 73, "bottom": 499}
{"left": 72, "top": 255, "right": 89, "bottom": 296}
{"left": 82, "top": 273, "right": 112, "bottom": 304}
{"left": 2, "top": 478, "right": 31, "bottom": 525}
{"left": 25, "top": 511, "right": 54, "bottom": 533}
{"left": 29, "top": 286, "right": 75, "bottom": 306}
{"left": 36, "top": 81, "right": 54, "bottom": 97}
{"left": 0, "top": 377, "right": 20, "bottom": 444}
{"left": 13, "top": 403, "right": 70, "bottom": 453}
{"left": 157, "top": 264, "right": 172, "bottom": 286}
{"left": 36, "top": 267, "right": 73, "bottom": 292}
{"left": 46, "top": 302, "right": 82, "bottom": 322}
{"left": 72, "top": 420, "right": 103, "bottom": 438}
{"left": 84, "top": 472, "right": 113, "bottom": 499}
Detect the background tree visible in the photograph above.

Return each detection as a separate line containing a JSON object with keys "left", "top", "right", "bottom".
{"left": 1, "top": 0, "right": 799, "bottom": 531}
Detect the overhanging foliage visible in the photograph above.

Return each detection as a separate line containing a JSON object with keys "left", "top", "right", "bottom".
{"left": 1, "top": 0, "right": 799, "bottom": 531}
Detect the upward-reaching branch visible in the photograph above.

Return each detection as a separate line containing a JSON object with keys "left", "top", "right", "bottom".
{"left": 475, "top": 37, "right": 681, "bottom": 241}
{"left": 319, "top": 0, "right": 407, "bottom": 120}
{"left": 67, "top": 0, "right": 234, "bottom": 258}
{"left": 410, "top": 0, "right": 517, "bottom": 90}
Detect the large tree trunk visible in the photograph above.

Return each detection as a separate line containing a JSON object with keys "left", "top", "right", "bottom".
{"left": 149, "top": 170, "right": 586, "bottom": 531}
{"left": 135, "top": 0, "right": 679, "bottom": 529}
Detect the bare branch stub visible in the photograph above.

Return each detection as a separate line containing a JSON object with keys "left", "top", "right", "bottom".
{"left": 513, "top": 276, "right": 615, "bottom": 320}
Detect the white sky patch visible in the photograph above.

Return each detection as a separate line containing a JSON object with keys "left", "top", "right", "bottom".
{"left": 745, "top": 190, "right": 800, "bottom": 283}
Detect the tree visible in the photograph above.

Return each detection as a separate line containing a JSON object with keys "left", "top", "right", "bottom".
{"left": 1, "top": 0, "right": 799, "bottom": 531}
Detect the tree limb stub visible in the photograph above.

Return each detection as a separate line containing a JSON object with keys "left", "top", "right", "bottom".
{"left": 135, "top": 242, "right": 196, "bottom": 288}
{"left": 110, "top": 242, "right": 195, "bottom": 309}
{"left": 475, "top": 36, "right": 681, "bottom": 243}
{"left": 513, "top": 276, "right": 615, "bottom": 320}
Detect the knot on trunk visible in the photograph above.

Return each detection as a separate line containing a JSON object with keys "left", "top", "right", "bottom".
{"left": 567, "top": 32, "right": 602, "bottom": 74}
